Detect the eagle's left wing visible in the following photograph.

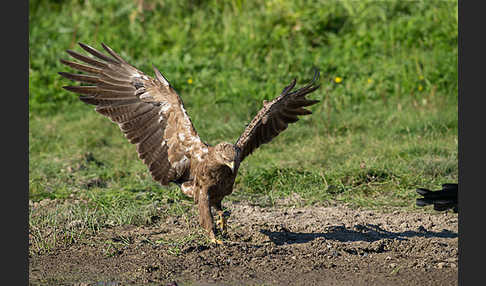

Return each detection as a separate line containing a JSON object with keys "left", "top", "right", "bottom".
{"left": 235, "top": 70, "right": 320, "bottom": 162}
{"left": 59, "top": 43, "right": 208, "bottom": 186}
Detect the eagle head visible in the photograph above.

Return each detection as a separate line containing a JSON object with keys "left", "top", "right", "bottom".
{"left": 214, "top": 142, "right": 239, "bottom": 173}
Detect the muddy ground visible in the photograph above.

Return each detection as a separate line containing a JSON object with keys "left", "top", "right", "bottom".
{"left": 29, "top": 200, "right": 458, "bottom": 286}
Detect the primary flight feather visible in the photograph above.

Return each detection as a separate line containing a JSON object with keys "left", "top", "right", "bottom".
{"left": 60, "top": 43, "right": 320, "bottom": 243}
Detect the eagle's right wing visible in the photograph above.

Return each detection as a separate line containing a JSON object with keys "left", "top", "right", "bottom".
{"left": 59, "top": 43, "right": 208, "bottom": 185}
{"left": 235, "top": 70, "right": 320, "bottom": 162}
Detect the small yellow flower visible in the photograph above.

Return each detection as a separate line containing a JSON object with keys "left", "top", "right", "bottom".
{"left": 187, "top": 78, "right": 193, "bottom": 84}
{"left": 418, "top": 84, "right": 423, "bottom": 91}
{"left": 367, "top": 78, "right": 373, "bottom": 84}
{"left": 334, "top": 77, "right": 343, "bottom": 83}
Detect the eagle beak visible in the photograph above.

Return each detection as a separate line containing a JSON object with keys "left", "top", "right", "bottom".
{"left": 225, "top": 161, "right": 235, "bottom": 173}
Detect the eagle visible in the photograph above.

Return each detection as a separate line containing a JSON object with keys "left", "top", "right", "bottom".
{"left": 59, "top": 43, "right": 320, "bottom": 243}
{"left": 416, "top": 183, "right": 458, "bottom": 213}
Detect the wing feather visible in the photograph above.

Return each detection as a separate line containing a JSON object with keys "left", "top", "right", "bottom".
{"left": 119, "top": 107, "right": 160, "bottom": 131}
{"left": 235, "top": 70, "right": 320, "bottom": 162}
{"left": 60, "top": 59, "right": 102, "bottom": 74}
{"left": 285, "top": 107, "right": 313, "bottom": 116}
{"left": 58, "top": 72, "right": 99, "bottom": 84}
{"left": 141, "top": 141, "right": 167, "bottom": 166}
{"left": 66, "top": 49, "right": 108, "bottom": 69}
{"left": 78, "top": 96, "right": 139, "bottom": 106}
{"left": 125, "top": 114, "right": 161, "bottom": 144}
{"left": 60, "top": 42, "right": 208, "bottom": 186}
{"left": 78, "top": 42, "right": 120, "bottom": 64}
{"left": 278, "top": 111, "right": 299, "bottom": 123}
{"left": 96, "top": 103, "right": 153, "bottom": 123}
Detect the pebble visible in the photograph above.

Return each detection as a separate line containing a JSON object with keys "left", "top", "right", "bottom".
{"left": 437, "top": 262, "right": 446, "bottom": 269}
{"left": 67, "top": 220, "right": 83, "bottom": 228}
{"left": 417, "top": 225, "right": 427, "bottom": 232}
{"left": 39, "top": 199, "right": 51, "bottom": 207}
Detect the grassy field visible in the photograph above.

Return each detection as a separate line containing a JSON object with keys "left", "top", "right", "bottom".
{"left": 29, "top": 0, "right": 457, "bottom": 253}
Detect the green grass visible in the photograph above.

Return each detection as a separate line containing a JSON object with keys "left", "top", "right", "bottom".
{"left": 29, "top": 0, "right": 458, "bottom": 252}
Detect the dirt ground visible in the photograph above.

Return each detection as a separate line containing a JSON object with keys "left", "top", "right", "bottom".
{"left": 29, "top": 200, "right": 458, "bottom": 286}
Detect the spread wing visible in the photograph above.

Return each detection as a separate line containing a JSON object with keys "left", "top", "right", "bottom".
{"left": 235, "top": 70, "right": 320, "bottom": 162}
{"left": 59, "top": 42, "right": 208, "bottom": 186}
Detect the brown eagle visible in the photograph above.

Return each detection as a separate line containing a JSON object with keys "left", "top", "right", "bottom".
{"left": 59, "top": 43, "right": 320, "bottom": 243}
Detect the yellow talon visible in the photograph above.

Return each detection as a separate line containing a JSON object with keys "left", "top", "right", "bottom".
{"left": 216, "top": 211, "right": 228, "bottom": 234}
{"left": 210, "top": 237, "right": 224, "bottom": 245}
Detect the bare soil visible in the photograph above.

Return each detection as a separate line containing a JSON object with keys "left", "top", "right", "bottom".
{"left": 29, "top": 201, "right": 458, "bottom": 286}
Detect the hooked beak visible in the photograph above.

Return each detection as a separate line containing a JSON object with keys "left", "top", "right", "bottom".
{"left": 225, "top": 161, "right": 235, "bottom": 173}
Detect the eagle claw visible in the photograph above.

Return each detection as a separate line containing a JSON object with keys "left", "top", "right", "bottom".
{"left": 210, "top": 237, "right": 224, "bottom": 245}
{"left": 215, "top": 210, "right": 229, "bottom": 234}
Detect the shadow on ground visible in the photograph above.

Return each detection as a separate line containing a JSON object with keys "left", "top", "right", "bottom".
{"left": 260, "top": 223, "right": 458, "bottom": 245}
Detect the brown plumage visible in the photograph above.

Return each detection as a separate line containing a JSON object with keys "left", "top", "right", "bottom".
{"left": 60, "top": 43, "right": 320, "bottom": 242}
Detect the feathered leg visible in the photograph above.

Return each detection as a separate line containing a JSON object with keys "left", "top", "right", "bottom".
{"left": 197, "top": 188, "right": 222, "bottom": 244}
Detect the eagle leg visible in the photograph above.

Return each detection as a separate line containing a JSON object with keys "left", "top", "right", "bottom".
{"left": 215, "top": 210, "right": 228, "bottom": 235}
{"left": 198, "top": 189, "right": 222, "bottom": 244}
{"left": 214, "top": 202, "right": 230, "bottom": 235}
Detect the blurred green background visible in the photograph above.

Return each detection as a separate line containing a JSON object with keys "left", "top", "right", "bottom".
{"left": 29, "top": 0, "right": 457, "bottom": 209}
